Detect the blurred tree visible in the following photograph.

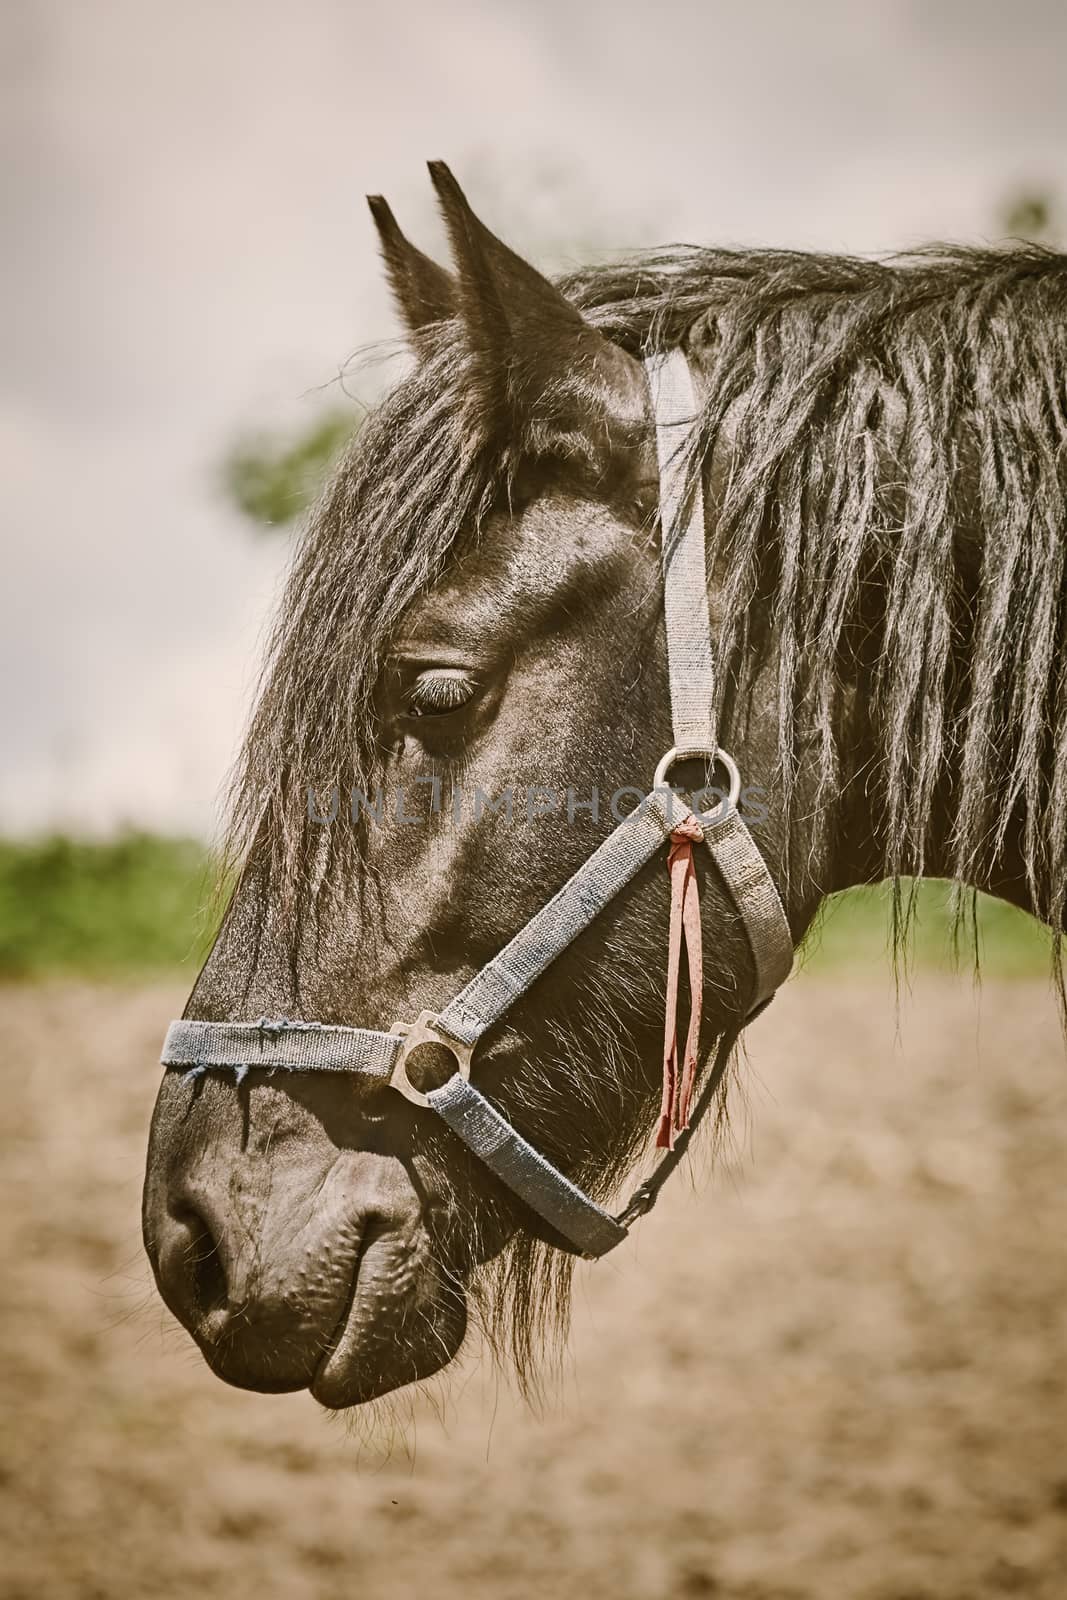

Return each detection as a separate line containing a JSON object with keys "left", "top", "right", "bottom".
{"left": 222, "top": 408, "right": 359, "bottom": 530}
{"left": 999, "top": 187, "right": 1060, "bottom": 243}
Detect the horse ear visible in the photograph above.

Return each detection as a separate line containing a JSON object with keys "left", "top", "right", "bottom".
{"left": 426, "top": 161, "right": 647, "bottom": 467}
{"left": 367, "top": 195, "right": 457, "bottom": 342}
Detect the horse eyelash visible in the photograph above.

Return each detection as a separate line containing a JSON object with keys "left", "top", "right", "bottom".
{"left": 405, "top": 670, "right": 478, "bottom": 718}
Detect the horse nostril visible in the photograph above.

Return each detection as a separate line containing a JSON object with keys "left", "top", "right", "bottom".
{"left": 173, "top": 1204, "right": 228, "bottom": 1316}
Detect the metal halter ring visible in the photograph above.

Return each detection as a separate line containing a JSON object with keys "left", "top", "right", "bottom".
{"left": 389, "top": 1010, "right": 473, "bottom": 1107}
{"left": 653, "top": 745, "right": 742, "bottom": 816}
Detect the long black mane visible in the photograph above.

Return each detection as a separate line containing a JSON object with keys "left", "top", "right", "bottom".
{"left": 234, "top": 240, "right": 1067, "bottom": 938}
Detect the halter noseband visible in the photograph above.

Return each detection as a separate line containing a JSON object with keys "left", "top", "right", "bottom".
{"left": 160, "top": 351, "right": 794, "bottom": 1260}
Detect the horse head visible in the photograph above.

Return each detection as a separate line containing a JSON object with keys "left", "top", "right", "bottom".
{"left": 143, "top": 167, "right": 1067, "bottom": 1407}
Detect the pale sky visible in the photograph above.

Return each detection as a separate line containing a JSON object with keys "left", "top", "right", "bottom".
{"left": 3, "top": 0, "right": 1066, "bottom": 836}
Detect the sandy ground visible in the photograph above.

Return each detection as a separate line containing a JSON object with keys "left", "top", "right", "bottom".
{"left": 2, "top": 973, "right": 1066, "bottom": 1600}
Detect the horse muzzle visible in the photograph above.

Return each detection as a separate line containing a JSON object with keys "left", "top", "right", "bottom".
{"left": 142, "top": 1074, "right": 467, "bottom": 1405}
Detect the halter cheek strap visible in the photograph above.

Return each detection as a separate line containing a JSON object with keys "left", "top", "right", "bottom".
{"left": 159, "top": 350, "right": 794, "bottom": 1261}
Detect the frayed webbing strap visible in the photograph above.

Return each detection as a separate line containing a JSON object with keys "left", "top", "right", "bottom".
{"left": 161, "top": 1018, "right": 400, "bottom": 1078}
{"left": 702, "top": 812, "right": 793, "bottom": 1008}
{"left": 428, "top": 1074, "right": 627, "bottom": 1258}
{"left": 645, "top": 349, "right": 716, "bottom": 753}
{"left": 437, "top": 789, "right": 692, "bottom": 1048}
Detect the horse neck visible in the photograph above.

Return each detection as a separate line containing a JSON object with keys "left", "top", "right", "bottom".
{"left": 832, "top": 501, "right": 1067, "bottom": 932}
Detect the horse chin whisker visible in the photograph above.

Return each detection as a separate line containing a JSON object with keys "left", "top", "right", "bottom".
{"left": 444, "top": 999, "right": 738, "bottom": 1403}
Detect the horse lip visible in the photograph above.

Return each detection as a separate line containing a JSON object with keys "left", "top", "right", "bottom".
{"left": 308, "top": 1221, "right": 425, "bottom": 1407}
{"left": 310, "top": 1222, "right": 380, "bottom": 1407}
{"left": 309, "top": 1218, "right": 468, "bottom": 1408}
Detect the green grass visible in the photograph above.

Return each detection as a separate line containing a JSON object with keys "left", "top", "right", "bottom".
{"left": 0, "top": 834, "right": 220, "bottom": 978}
{"left": 0, "top": 836, "right": 1054, "bottom": 981}
{"left": 805, "top": 880, "right": 1053, "bottom": 978}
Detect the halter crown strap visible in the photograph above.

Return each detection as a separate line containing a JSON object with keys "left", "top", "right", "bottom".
{"left": 645, "top": 349, "right": 717, "bottom": 754}
{"left": 158, "top": 350, "right": 794, "bottom": 1260}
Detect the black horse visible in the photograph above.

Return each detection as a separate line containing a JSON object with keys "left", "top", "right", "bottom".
{"left": 143, "top": 164, "right": 1067, "bottom": 1407}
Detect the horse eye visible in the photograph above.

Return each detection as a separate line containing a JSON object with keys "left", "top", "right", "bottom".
{"left": 404, "top": 669, "right": 478, "bottom": 719}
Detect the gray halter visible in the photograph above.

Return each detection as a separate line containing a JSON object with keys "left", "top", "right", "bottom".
{"left": 160, "top": 351, "right": 794, "bottom": 1260}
